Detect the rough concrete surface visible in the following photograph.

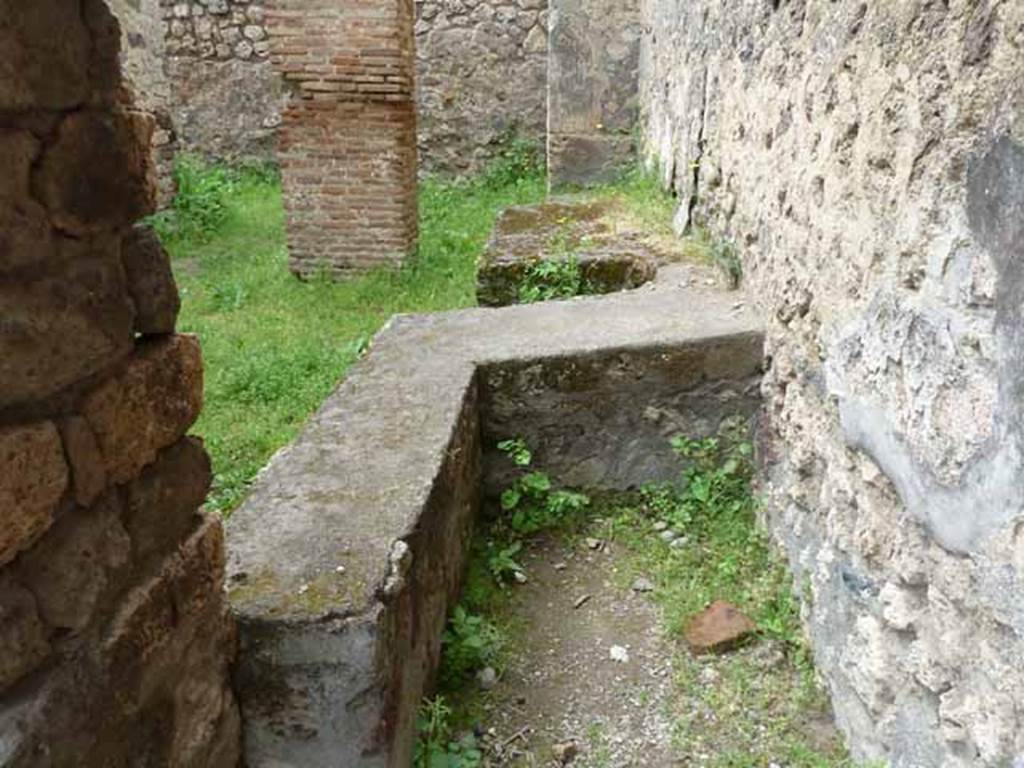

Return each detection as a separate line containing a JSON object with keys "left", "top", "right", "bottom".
{"left": 227, "top": 283, "right": 762, "bottom": 767}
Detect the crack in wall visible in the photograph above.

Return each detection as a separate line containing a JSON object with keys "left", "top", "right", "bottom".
{"left": 685, "top": 63, "right": 710, "bottom": 232}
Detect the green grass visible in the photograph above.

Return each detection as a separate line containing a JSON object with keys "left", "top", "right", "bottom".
{"left": 164, "top": 163, "right": 545, "bottom": 512}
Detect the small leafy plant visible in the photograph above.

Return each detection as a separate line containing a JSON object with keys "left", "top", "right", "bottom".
{"left": 438, "top": 605, "right": 503, "bottom": 687}
{"left": 150, "top": 154, "right": 234, "bottom": 243}
{"left": 414, "top": 697, "right": 483, "bottom": 768}
{"left": 496, "top": 437, "right": 531, "bottom": 467}
{"left": 498, "top": 439, "right": 590, "bottom": 534}
{"left": 646, "top": 432, "right": 755, "bottom": 535}
{"left": 487, "top": 541, "right": 524, "bottom": 584}
{"left": 517, "top": 256, "right": 590, "bottom": 304}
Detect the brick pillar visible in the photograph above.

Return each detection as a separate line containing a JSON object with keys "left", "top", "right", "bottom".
{"left": 0, "top": 2, "right": 240, "bottom": 764}
{"left": 267, "top": 0, "right": 419, "bottom": 279}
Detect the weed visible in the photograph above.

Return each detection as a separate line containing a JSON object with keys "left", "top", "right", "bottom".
{"left": 710, "top": 238, "right": 742, "bottom": 288}
{"left": 517, "top": 255, "right": 590, "bottom": 304}
{"left": 495, "top": 438, "right": 531, "bottom": 467}
{"left": 487, "top": 541, "right": 524, "bottom": 584}
{"left": 482, "top": 131, "right": 545, "bottom": 190}
{"left": 414, "top": 697, "right": 483, "bottom": 768}
{"left": 150, "top": 154, "right": 234, "bottom": 243}
{"left": 497, "top": 440, "right": 590, "bottom": 534}
{"left": 438, "top": 606, "right": 504, "bottom": 688}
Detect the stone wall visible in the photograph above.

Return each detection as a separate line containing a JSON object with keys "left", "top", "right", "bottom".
{"left": 639, "top": 1, "right": 1024, "bottom": 765}
{"left": 266, "top": 0, "right": 419, "bottom": 278}
{"left": 414, "top": 0, "right": 548, "bottom": 176}
{"left": 547, "top": 0, "right": 640, "bottom": 186}
{"left": 160, "top": 0, "right": 285, "bottom": 163}
{"left": 109, "top": 0, "right": 178, "bottom": 203}
{"left": 0, "top": 1, "right": 240, "bottom": 764}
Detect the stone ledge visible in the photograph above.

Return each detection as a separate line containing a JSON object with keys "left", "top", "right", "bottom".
{"left": 226, "top": 285, "right": 763, "bottom": 767}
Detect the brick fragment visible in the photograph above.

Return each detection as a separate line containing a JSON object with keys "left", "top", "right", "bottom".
{"left": 683, "top": 601, "right": 757, "bottom": 654}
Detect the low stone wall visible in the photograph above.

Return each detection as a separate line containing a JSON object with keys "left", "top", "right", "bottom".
{"left": 226, "top": 285, "right": 762, "bottom": 766}
{"left": 414, "top": 0, "right": 548, "bottom": 177}
{"left": 0, "top": 2, "right": 239, "bottom": 764}
{"left": 640, "top": 1, "right": 1024, "bottom": 764}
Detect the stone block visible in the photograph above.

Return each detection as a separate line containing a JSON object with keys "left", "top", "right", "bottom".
{"left": 0, "top": 422, "right": 68, "bottom": 567}
{"left": 0, "top": 233, "right": 136, "bottom": 410}
{"left": 0, "top": 579, "right": 50, "bottom": 692}
{"left": 0, "top": 130, "right": 40, "bottom": 202}
{"left": 34, "top": 109, "right": 156, "bottom": 236}
{"left": 0, "top": 0, "right": 91, "bottom": 110}
{"left": 82, "top": 334, "right": 204, "bottom": 485}
{"left": 123, "top": 437, "right": 211, "bottom": 567}
{"left": 59, "top": 416, "right": 109, "bottom": 507}
{"left": 16, "top": 491, "right": 130, "bottom": 631}
{"left": 122, "top": 224, "right": 181, "bottom": 335}
{"left": 547, "top": 134, "right": 636, "bottom": 188}
{"left": 477, "top": 200, "right": 658, "bottom": 306}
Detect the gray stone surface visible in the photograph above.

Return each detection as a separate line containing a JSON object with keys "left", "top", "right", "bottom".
{"left": 227, "top": 284, "right": 762, "bottom": 767}
{"left": 547, "top": 0, "right": 641, "bottom": 186}
{"left": 415, "top": 0, "right": 548, "bottom": 176}
{"left": 639, "top": 1, "right": 1024, "bottom": 763}
{"left": 477, "top": 200, "right": 658, "bottom": 306}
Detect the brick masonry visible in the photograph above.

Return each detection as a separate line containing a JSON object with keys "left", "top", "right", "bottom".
{"left": 267, "top": 0, "right": 419, "bottom": 278}
{"left": 0, "top": 1, "right": 240, "bottom": 764}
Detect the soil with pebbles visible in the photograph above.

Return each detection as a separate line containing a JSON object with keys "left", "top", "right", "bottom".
{"left": 473, "top": 534, "right": 681, "bottom": 767}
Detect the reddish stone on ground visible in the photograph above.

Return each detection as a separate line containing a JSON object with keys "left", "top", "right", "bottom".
{"left": 684, "top": 601, "right": 757, "bottom": 654}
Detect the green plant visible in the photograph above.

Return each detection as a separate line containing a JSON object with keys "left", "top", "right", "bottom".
{"left": 667, "top": 432, "right": 755, "bottom": 528}
{"left": 439, "top": 606, "right": 503, "bottom": 687}
{"left": 150, "top": 155, "right": 234, "bottom": 243}
{"left": 487, "top": 541, "right": 524, "bottom": 584}
{"left": 497, "top": 439, "right": 590, "bottom": 534}
{"left": 482, "top": 132, "right": 544, "bottom": 189}
{"left": 517, "top": 255, "right": 590, "bottom": 304}
{"left": 414, "top": 697, "right": 483, "bottom": 768}
{"left": 496, "top": 437, "right": 531, "bottom": 467}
